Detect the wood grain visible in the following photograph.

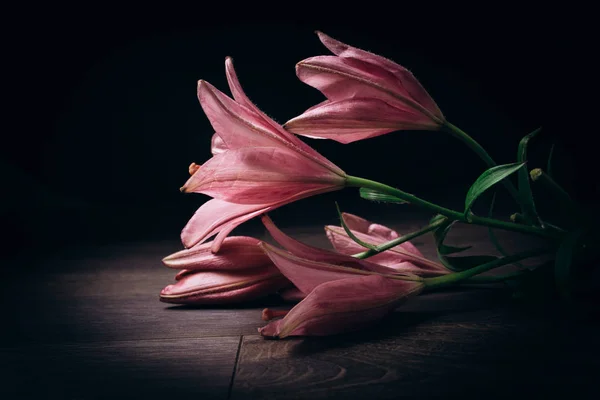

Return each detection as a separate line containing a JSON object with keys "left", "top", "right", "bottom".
{"left": 1, "top": 220, "right": 596, "bottom": 399}
{"left": 1, "top": 241, "right": 275, "bottom": 344}
{"left": 1, "top": 337, "right": 241, "bottom": 400}
{"left": 232, "top": 308, "right": 600, "bottom": 399}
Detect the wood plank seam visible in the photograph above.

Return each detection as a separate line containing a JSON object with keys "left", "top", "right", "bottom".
{"left": 227, "top": 335, "right": 244, "bottom": 400}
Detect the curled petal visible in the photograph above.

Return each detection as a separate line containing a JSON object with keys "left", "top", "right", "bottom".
{"left": 199, "top": 75, "right": 344, "bottom": 177}
{"left": 160, "top": 266, "right": 288, "bottom": 305}
{"left": 163, "top": 236, "right": 270, "bottom": 270}
{"left": 262, "top": 215, "right": 402, "bottom": 276}
{"left": 211, "top": 133, "right": 228, "bottom": 155}
{"left": 260, "top": 242, "right": 413, "bottom": 295}
{"left": 342, "top": 212, "right": 426, "bottom": 257}
{"left": 259, "top": 274, "right": 423, "bottom": 338}
{"left": 341, "top": 212, "right": 400, "bottom": 242}
{"left": 182, "top": 191, "right": 353, "bottom": 253}
{"left": 285, "top": 98, "right": 438, "bottom": 144}
{"left": 296, "top": 56, "right": 416, "bottom": 111}
{"left": 175, "top": 269, "right": 194, "bottom": 281}
{"left": 181, "top": 199, "right": 270, "bottom": 251}
{"left": 325, "top": 225, "right": 447, "bottom": 275}
{"left": 199, "top": 80, "right": 288, "bottom": 150}
{"left": 224, "top": 57, "right": 340, "bottom": 172}
{"left": 180, "top": 147, "right": 345, "bottom": 204}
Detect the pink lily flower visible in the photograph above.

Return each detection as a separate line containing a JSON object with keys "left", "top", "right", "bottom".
{"left": 259, "top": 273, "right": 423, "bottom": 338}
{"left": 325, "top": 213, "right": 449, "bottom": 276}
{"left": 284, "top": 31, "right": 445, "bottom": 144}
{"left": 261, "top": 214, "right": 412, "bottom": 286}
{"left": 180, "top": 58, "right": 346, "bottom": 252}
{"left": 160, "top": 236, "right": 291, "bottom": 305}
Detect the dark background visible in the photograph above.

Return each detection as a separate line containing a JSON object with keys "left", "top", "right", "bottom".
{"left": 2, "top": 4, "right": 594, "bottom": 260}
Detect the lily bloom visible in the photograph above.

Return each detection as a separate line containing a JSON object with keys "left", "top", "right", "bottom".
{"left": 259, "top": 273, "right": 423, "bottom": 338}
{"left": 180, "top": 58, "right": 346, "bottom": 252}
{"left": 160, "top": 236, "right": 291, "bottom": 305}
{"left": 261, "top": 215, "right": 412, "bottom": 287}
{"left": 325, "top": 213, "right": 449, "bottom": 276}
{"left": 284, "top": 31, "right": 445, "bottom": 144}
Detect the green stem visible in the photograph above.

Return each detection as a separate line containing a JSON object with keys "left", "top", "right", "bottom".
{"left": 424, "top": 248, "right": 547, "bottom": 289}
{"left": 346, "top": 175, "right": 560, "bottom": 240}
{"left": 443, "top": 121, "right": 521, "bottom": 204}
{"left": 352, "top": 218, "right": 446, "bottom": 259}
{"left": 463, "top": 270, "right": 528, "bottom": 284}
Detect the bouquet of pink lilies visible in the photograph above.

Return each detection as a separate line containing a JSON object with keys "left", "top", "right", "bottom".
{"left": 159, "top": 32, "right": 593, "bottom": 339}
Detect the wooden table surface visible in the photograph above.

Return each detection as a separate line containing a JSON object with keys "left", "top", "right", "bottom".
{"left": 2, "top": 220, "right": 598, "bottom": 399}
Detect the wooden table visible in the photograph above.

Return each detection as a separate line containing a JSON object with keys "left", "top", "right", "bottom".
{"left": 2, "top": 220, "right": 598, "bottom": 399}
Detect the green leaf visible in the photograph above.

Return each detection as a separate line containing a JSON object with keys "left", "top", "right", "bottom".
{"left": 334, "top": 202, "right": 377, "bottom": 251}
{"left": 359, "top": 188, "right": 408, "bottom": 204}
{"left": 433, "top": 218, "right": 498, "bottom": 271}
{"left": 433, "top": 220, "right": 472, "bottom": 256}
{"left": 464, "top": 162, "right": 526, "bottom": 217}
{"left": 517, "top": 127, "right": 542, "bottom": 226}
{"left": 554, "top": 229, "right": 584, "bottom": 300}
{"left": 429, "top": 214, "right": 447, "bottom": 225}
{"left": 432, "top": 219, "right": 498, "bottom": 271}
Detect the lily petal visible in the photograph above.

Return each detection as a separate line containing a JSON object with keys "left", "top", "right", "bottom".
{"left": 285, "top": 98, "right": 437, "bottom": 144}
{"left": 261, "top": 214, "right": 402, "bottom": 276}
{"left": 315, "top": 31, "right": 443, "bottom": 119}
{"left": 160, "top": 265, "right": 288, "bottom": 305}
{"left": 340, "top": 212, "right": 401, "bottom": 241}
{"left": 181, "top": 199, "right": 270, "bottom": 251}
{"left": 163, "top": 236, "right": 270, "bottom": 270}
{"left": 180, "top": 147, "right": 345, "bottom": 204}
{"left": 259, "top": 274, "right": 423, "bottom": 338}
{"left": 296, "top": 55, "right": 417, "bottom": 112}
{"left": 325, "top": 225, "right": 447, "bottom": 275}
{"left": 211, "top": 133, "right": 228, "bottom": 155}
{"left": 260, "top": 242, "right": 415, "bottom": 295}
{"left": 224, "top": 57, "right": 342, "bottom": 174}
{"left": 285, "top": 32, "right": 445, "bottom": 144}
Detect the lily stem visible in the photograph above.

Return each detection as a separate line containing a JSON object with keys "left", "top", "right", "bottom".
{"left": 423, "top": 248, "right": 547, "bottom": 289}
{"left": 443, "top": 121, "right": 521, "bottom": 205}
{"left": 462, "top": 270, "right": 528, "bottom": 284}
{"left": 352, "top": 218, "right": 447, "bottom": 259}
{"left": 346, "top": 175, "right": 560, "bottom": 240}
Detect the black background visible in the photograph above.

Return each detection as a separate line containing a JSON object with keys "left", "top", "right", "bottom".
{"left": 2, "top": 4, "right": 595, "bottom": 260}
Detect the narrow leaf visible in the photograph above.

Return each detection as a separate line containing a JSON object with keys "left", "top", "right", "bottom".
{"left": 431, "top": 219, "right": 498, "bottom": 272}
{"left": 464, "top": 162, "right": 526, "bottom": 216}
{"left": 359, "top": 188, "right": 408, "bottom": 204}
{"left": 335, "top": 202, "right": 377, "bottom": 251}
{"left": 434, "top": 220, "right": 472, "bottom": 255}
{"left": 517, "top": 127, "right": 543, "bottom": 226}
